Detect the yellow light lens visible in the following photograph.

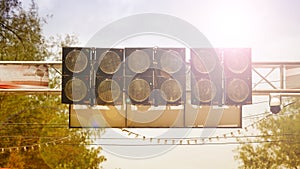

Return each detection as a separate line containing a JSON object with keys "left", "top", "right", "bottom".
{"left": 128, "top": 79, "right": 151, "bottom": 102}
{"left": 128, "top": 50, "right": 150, "bottom": 73}
{"left": 99, "top": 51, "right": 121, "bottom": 74}
{"left": 98, "top": 79, "right": 121, "bottom": 103}
{"left": 64, "top": 78, "right": 87, "bottom": 102}
{"left": 65, "top": 49, "right": 88, "bottom": 73}
{"left": 160, "top": 79, "right": 182, "bottom": 102}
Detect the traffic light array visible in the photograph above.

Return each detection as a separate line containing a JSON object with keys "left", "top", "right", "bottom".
{"left": 62, "top": 47, "right": 91, "bottom": 104}
{"left": 125, "top": 48, "right": 154, "bottom": 105}
{"left": 62, "top": 47, "right": 252, "bottom": 106}
{"left": 223, "top": 48, "right": 252, "bottom": 105}
{"left": 190, "top": 48, "right": 222, "bottom": 105}
{"left": 190, "top": 48, "right": 252, "bottom": 105}
{"left": 62, "top": 47, "right": 124, "bottom": 105}
{"left": 154, "top": 48, "right": 186, "bottom": 105}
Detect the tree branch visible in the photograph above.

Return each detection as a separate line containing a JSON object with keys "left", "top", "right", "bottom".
{"left": 0, "top": 21, "right": 25, "bottom": 49}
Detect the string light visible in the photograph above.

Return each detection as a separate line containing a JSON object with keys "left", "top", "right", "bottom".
{"left": 113, "top": 113, "right": 275, "bottom": 146}
{"left": 0, "top": 113, "right": 285, "bottom": 151}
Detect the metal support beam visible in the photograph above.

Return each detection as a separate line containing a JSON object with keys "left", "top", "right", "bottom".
{"left": 253, "top": 68, "right": 277, "bottom": 89}
{"left": 1, "top": 61, "right": 300, "bottom": 96}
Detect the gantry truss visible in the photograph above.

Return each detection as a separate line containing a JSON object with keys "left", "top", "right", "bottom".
{"left": 0, "top": 61, "right": 300, "bottom": 96}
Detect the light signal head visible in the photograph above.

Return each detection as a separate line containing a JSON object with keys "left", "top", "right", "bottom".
{"left": 190, "top": 48, "right": 222, "bottom": 105}
{"left": 99, "top": 51, "right": 122, "bottom": 75}
{"left": 160, "top": 78, "right": 183, "bottom": 103}
{"left": 223, "top": 48, "right": 252, "bottom": 105}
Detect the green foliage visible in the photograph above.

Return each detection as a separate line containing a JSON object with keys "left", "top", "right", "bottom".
{"left": 0, "top": 0, "right": 47, "bottom": 61}
{"left": 235, "top": 99, "right": 300, "bottom": 169}
{"left": 0, "top": 0, "right": 106, "bottom": 168}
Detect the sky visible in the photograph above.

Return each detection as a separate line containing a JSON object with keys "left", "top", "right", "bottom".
{"left": 22, "top": 0, "right": 300, "bottom": 168}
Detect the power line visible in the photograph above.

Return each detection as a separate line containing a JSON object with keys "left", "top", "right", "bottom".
{"left": 1, "top": 134, "right": 298, "bottom": 140}
{"left": 59, "top": 140, "right": 300, "bottom": 146}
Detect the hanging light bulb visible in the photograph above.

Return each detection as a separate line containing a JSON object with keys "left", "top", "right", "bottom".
{"left": 230, "top": 132, "right": 234, "bottom": 136}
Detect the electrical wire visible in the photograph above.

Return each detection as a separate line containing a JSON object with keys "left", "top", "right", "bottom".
{"left": 58, "top": 140, "right": 300, "bottom": 146}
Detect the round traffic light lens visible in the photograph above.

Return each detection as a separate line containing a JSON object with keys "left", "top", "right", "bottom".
{"left": 65, "top": 49, "right": 88, "bottom": 73}
{"left": 128, "top": 50, "right": 150, "bottom": 73}
{"left": 98, "top": 79, "right": 121, "bottom": 103}
{"left": 224, "top": 50, "right": 250, "bottom": 74}
{"left": 195, "top": 79, "right": 217, "bottom": 103}
{"left": 99, "top": 51, "right": 122, "bottom": 74}
{"left": 192, "top": 50, "right": 216, "bottom": 73}
{"left": 64, "top": 78, "right": 87, "bottom": 102}
{"left": 160, "top": 79, "right": 182, "bottom": 102}
{"left": 160, "top": 50, "right": 183, "bottom": 74}
{"left": 227, "top": 79, "right": 250, "bottom": 103}
{"left": 128, "top": 79, "right": 151, "bottom": 102}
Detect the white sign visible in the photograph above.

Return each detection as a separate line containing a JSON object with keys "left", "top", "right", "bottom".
{"left": 0, "top": 65, "right": 49, "bottom": 89}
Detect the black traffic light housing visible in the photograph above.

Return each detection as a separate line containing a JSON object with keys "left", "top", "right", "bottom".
{"left": 125, "top": 48, "right": 154, "bottom": 105}
{"left": 125, "top": 70, "right": 154, "bottom": 105}
{"left": 62, "top": 47, "right": 91, "bottom": 104}
{"left": 190, "top": 48, "right": 222, "bottom": 105}
{"left": 95, "top": 48, "right": 124, "bottom": 105}
{"left": 223, "top": 48, "right": 252, "bottom": 105}
{"left": 154, "top": 48, "right": 186, "bottom": 105}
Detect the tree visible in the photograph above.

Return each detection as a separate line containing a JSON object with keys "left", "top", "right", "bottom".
{"left": 0, "top": 0, "right": 106, "bottom": 168}
{"left": 0, "top": 0, "right": 47, "bottom": 61}
{"left": 235, "top": 99, "right": 300, "bottom": 169}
